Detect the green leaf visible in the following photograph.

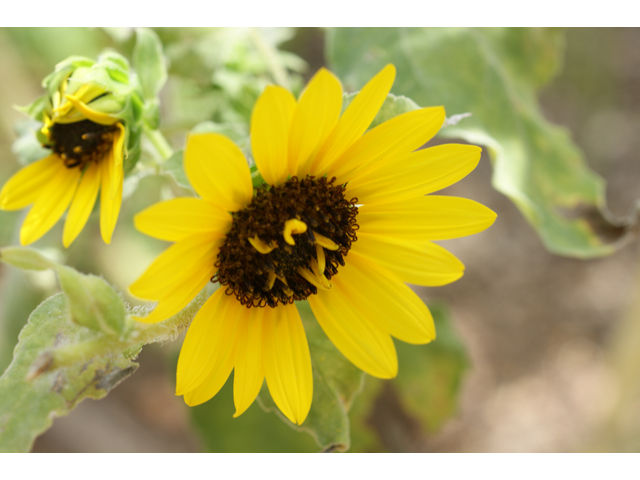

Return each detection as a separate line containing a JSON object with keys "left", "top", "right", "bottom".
{"left": 257, "top": 301, "right": 364, "bottom": 452}
{"left": 0, "top": 246, "right": 57, "bottom": 271}
{"left": 1, "top": 247, "right": 127, "bottom": 337}
{"left": 56, "top": 267, "right": 127, "bottom": 338}
{"left": 133, "top": 28, "right": 168, "bottom": 100}
{"left": 0, "top": 248, "right": 211, "bottom": 451}
{"left": 327, "top": 27, "right": 635, "bottom": 258}
{"left": 0, "top": 294, "right": 138, "bottom": 453}
{"left": 394, "top": 304, "right": 468, "bottom": 433}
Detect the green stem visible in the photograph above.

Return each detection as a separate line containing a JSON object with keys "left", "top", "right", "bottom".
{"left": 250, "top": 28, "right": 290, "bottom": 89}
{"left": 143, "top": 125, "right": 174, "bottom": 161}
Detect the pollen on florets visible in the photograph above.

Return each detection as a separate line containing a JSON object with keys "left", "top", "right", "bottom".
{"left": 48, "top": 119, "right": 118, "bottom": 169}
{"left": 213, "top": 176, "right": 359, "bottom": 308}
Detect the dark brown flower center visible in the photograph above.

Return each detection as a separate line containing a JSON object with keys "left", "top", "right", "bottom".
{"left": 213, "top": 176, "right": 359, "bottom": 308}
{"left": 48, "top": 119, "right": 117, "bottom": 169}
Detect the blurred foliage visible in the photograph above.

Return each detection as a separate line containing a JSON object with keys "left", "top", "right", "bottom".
{"left": 394, "top": 304, "right": 468, "bottom": 433}
{"left": 0, "top": 293, "right": 137, "bottom": 452}
{"left": 157, "top": 27, "right": 306, "bottom": 135}
{"left": 328, "top": 27, "right": 636, "bottom": 259}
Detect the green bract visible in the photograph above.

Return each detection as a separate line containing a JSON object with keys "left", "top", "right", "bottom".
{"left": 16, "top": 50, "right": 149, "bottom": 173}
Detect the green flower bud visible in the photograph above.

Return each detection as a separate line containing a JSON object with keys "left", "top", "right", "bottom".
{"left": 31, "top": 51, "right": 145, "bottom": 173}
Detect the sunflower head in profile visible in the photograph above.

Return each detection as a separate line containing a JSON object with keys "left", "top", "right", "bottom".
{"left": 130, "top": 65, "right": 497, "bottom": 425}
{"left": 0, "top": 52, "right": 144, "bottom": 247}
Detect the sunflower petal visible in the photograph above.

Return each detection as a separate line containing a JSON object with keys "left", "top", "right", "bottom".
{"left": 358, "top": 195, "right": 497, "bottom": 241}
{"left": 20, "top": 163, "right": 81, "bottom": 245}
{"left": 135, "top": 266, "right": 213, "bottom": 325}
{"left": 309, "top": 281, "right": 398, "bottom": 379}
{"left": 311, "top": 64, "right": 395, "bottom": 174}
{"left": 184, "top": 133, "right": 253, "bottom": 212}
{"left": 0, "top": 155, "right": 60, "bottom": 211}
{"left": 130, "top": 233, "right": 222, "bottom": 300}
{"left": 330, "top": 251, "right": 435, "bottom": 344}
{"left": 289, "top": 68, "right": 343, "bottom": 176}
{"left": 111, "top": 123, "right": 126, "bottom": 198}
{"left": 251, "top": 85, "right": 296, "bottom": 186}
{"left": 346, "top": 144, "right": 481, "bottom": 205}
{"left": 352, "top": 233, "right": 464, "bottom": 287}
{"left": 233, "top": 307, "right": 265, "bottom": 417}
{"left": 134, "top": 198, "right": 231, "bottom": 242}
{"left": 263, "top": 304, "right": 313, "bottom": 425}
{"left": 99, "top": 153, "right": 123, "bottom": 244}
{"left": 63, "top": 95, "right": 120, "bottom": 125}
{"left": 177, "top": 290, "right": 242, "bottom": 401}
{"left": 328, "top": 107, "right": 445, "bottom": 183}
{"left": 63, "top": 162, "right": 101, "bottom": 248}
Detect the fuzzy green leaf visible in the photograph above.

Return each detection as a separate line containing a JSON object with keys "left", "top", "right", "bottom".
{"left": 1, "top": 248, "right": 127, "bottom": 337}
{"left": 56, "top": 267, "right": 127, "bottom": 338}
{"left": 0, "top": 294, "right": 138, "bottom": 453}
{"left": 133, "top": 28, "right": 168, "bottom": 101}
{"left": 328, "top": 27, "right": 636, "bottom": 258}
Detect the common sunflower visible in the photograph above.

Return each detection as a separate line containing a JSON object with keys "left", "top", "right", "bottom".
{"left": 130, "top": 65, "right": 496, "bottom": 425}
{"left": 0, "top": 67, "right": 130, "bottom": 247}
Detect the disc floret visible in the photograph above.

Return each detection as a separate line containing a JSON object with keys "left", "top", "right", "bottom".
{"left": 214, "top": 176, "right": 359, "bottom": 308}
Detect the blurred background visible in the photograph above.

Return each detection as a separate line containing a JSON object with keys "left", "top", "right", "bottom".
{"left": 0, "top": 27, "right": 639, "bottom": 452}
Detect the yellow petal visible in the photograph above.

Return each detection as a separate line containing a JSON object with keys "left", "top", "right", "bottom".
{"left": 184, "top": 133, "right": 253, "bottom": 212}
{"left": 63, "top": 95, "right": 120, "bottom": 125}
{"left": 358, "top": 195, "right": 497, "bottom": 241}
{"left": 177, "top": 290, "right": 242, "bottom": 400}
{"left": 0, "top": 155, "right": 60, "bottom": 211}
{"left": 233, "top": 306, "right": 265, "bottom": 417}
{"left": 134, "top": 198, "right": 232, "bottom": 242}
{"left": 289, "top": 68, "right": 343, "bottom": 176}
{"left": 63, "top": 162, "right": 101, "bottom": 248}
{"left": 135, "top": 267, "right": 213, "bottom": 325}
{"left": 72, "top": 83, "right": 107, "bottom": 105}
{"left": 250, "top": 85, "right": 296, "bottom": 186}
{"left": 311, "top": 64, "right": 395, "bottom": 175}
{"left": 329, "top": 251, "right": 435, "bottom": 344}
{"left": 263, "top": 305, "right": 313, "bottom": 425}
{"left": 346, "top": 144, "right": 481, "bottom": 205}
{"left": 328, "top": 107, "right": 445, "bottom": 184}
{"left": 309, "top": 281, "right": 398, "bottom": 379}
{"left": 20, "top": 163, "right": 81, "bottom": 246}
{"left": 99, "top": 153, "right": 123, "bottom": 244}
{"left": 352, "top": 233, "right": 464, "bottom": 287}
{"left": 111, "top": 123, "right": 126, "bottom": 196}
{"left": 130, "top": 233, "right": 222, "bottom": 301}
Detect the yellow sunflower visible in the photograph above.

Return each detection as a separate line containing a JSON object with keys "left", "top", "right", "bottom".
{"left": 130, "top": 64, "right": 496, "bottom": 425}
{"left": 0, "top": 79, "right": 126, "bottom": 247}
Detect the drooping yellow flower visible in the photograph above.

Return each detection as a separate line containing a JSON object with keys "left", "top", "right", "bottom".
{"left": 130, "top": 65, "right": 496, "bottom": 425}
{"left": 0, "top": 84, "right": 124, "bottom": 247}
{"left": 0, "top": 51, "right": 146, "bottom": 247}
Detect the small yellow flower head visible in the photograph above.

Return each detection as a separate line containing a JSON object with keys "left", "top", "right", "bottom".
{"left": 0, "top": 52, "right": 145, "bottom": 247}
{"left": 130, "top": 65, "right": 497, "bottom": 425}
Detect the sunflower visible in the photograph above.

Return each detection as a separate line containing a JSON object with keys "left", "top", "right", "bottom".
{"left": 130, "top": 64, "right": 496, "bottom": 425}
{"left": 0, "top": 53, "right": 142, "bottom": 248}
